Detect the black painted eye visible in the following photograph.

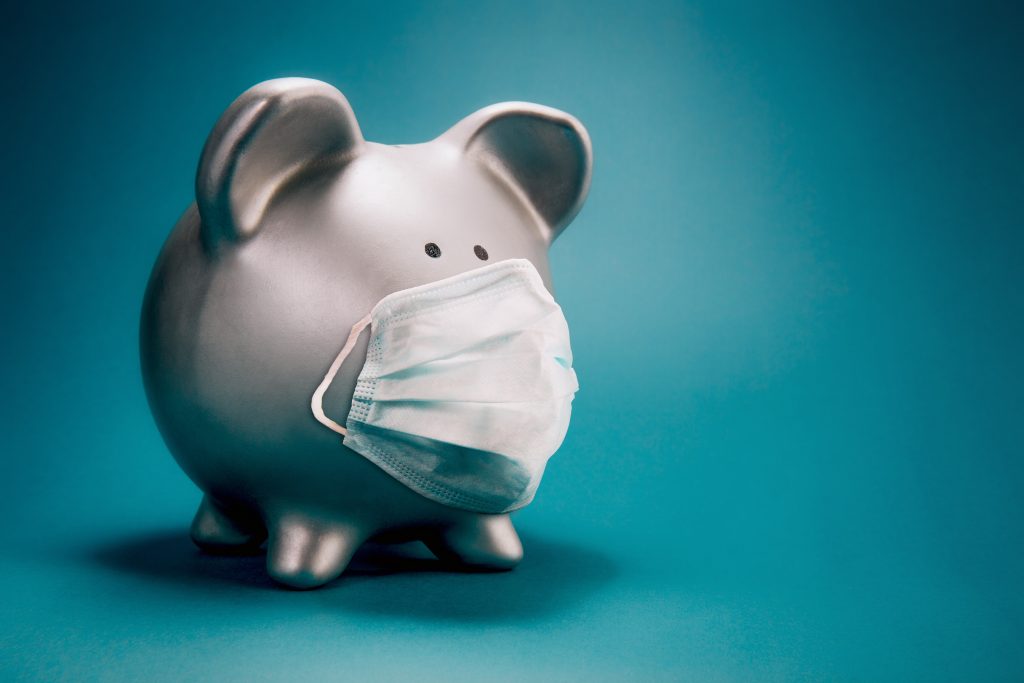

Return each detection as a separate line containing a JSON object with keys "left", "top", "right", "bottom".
{"left": 474, "top": 245, "right": 489, "bottom": 261}
{"left": 424, "top": 242, "right": 441, "bottom": 258}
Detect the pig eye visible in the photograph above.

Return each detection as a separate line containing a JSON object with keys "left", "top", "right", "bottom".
{"left": 424, "top": 242, "right": 442, "bottom": 258}
{"left": 474, "top": 245, "right": 489, "bottom": 261}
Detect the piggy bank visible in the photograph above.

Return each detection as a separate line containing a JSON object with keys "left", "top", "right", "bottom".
{"left": 140, "top": 78, "right": 592, "bottom": 589}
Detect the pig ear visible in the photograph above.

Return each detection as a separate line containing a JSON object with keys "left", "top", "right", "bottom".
{"left": 444, "top": 103, "right": 593, "bottom": 243}
{"left": 196, "top": 78, "right": 363, "bottom": 248}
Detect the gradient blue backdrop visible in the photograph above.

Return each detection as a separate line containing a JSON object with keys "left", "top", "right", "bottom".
{"left": 2, "top": 1, "right": 1022, "bottom": 680}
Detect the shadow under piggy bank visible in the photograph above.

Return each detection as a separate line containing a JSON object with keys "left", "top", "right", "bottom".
{"left": 91, "top": 528, "right": 617, "bottom": 622}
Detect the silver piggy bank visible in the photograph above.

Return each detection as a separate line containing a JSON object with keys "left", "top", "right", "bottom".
{"left": 140, "top": 78, "right": 592, "bottom": 589}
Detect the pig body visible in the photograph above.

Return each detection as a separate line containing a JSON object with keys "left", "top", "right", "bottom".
{"left": 140, "top": 78, "right": 591, "bottom": 588}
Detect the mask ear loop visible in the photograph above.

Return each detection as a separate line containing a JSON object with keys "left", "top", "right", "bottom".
{"left": 311, "top": 313, "right": 373, "bottom": 436}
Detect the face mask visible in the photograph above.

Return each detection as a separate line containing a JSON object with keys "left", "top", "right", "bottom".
{"left": 311, "top": 258, "right": 578, "bottom": 514}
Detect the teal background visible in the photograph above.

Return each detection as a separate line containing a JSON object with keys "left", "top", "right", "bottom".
{"left": 2, "top": 1, "right": 1022, "bottom": 680}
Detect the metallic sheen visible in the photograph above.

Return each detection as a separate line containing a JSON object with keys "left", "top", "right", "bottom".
{"left": 140, "top": 77, "right": 592, "bottom": 589}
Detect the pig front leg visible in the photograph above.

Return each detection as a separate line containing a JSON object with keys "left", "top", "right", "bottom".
{"left": 265, "top": 513, "right": 366, "bottom": 589}
{"left": 424, "top": 513, "right": 524, "bottom": 571}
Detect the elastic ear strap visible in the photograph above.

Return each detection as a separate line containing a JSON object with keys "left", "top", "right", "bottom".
{"left": 311, "top": 313, "right": 373, "bottom": 436}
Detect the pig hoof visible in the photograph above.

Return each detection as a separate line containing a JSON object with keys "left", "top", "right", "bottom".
{"left": 425, "top": 514, "right": 524, "bottom": 571}
{"left": 190, "top": 495, "right": 266, "bottom": 553}
{"left": 266, "top": 516, "right": 362, "bottom": 589}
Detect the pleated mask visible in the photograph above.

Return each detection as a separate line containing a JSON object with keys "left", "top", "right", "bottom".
{"left": 312, "top": 258, "right": 578, "bottom": 513}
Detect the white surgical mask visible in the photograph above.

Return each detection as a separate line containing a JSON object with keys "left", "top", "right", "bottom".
{"left": 311, "top": 258, "right": 578, "bottom": 513}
